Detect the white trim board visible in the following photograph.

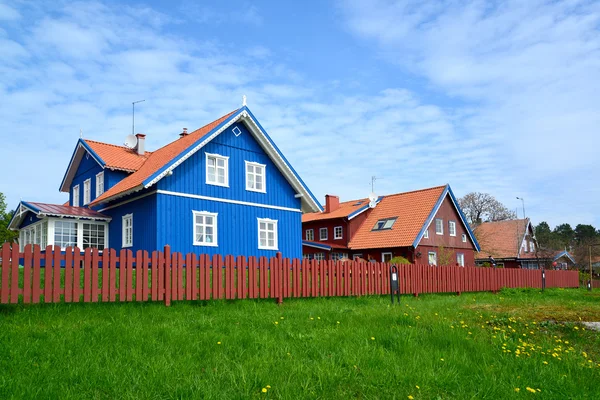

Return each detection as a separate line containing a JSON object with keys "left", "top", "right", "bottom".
{"left": 156, "top": 190, "right": 302, "bottom": 213}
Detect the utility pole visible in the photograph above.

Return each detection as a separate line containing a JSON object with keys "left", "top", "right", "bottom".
{"left": 516, "top": 197, "right": 526, "bottom": 219}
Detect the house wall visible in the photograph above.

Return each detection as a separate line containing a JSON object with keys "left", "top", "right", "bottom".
{"left": 157, "top": 122, "right": 300, "bottom": 210}
{"left": 415, "top": 244, "right": 475, "bottom": 266}
{"left": 156, "top": 192, "right": 301, "bottom": 258}
{"left": 19, "top": 211, "right": 43, "bottom": 228}
{"left": 69, "top": 151, "right": 130, "bottom": 206}
{"left": 418, "top": 194, "right": 476, "bottom": 250}
{"left": 99, "top": 190, "right": 158, "bottom": 252}
{"left": 302, "top": 219, "right": 349, "bottom": 247}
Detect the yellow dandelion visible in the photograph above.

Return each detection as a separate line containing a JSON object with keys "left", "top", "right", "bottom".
{"left": 274, "top": 321, "right": 279, "bottom": 325}
{"left": 266, "top": 385, "right": 271, "bottom": 389}
{"left": 416, "top": 385, "right": 420, "bottom": 389}
{"left": 337, "top": 321, "right": 340, "bottom": 324}
{"left": 526, "top": 387, "right": 536, "bottom": 393}
{"left": 371, "top": 337, "right": 375, "bottom": 341}
{"left": 310, "top": 317, "right": 314, "bottom": 320}
{"left": 514, "top": 388, "right": 520, "bottom": 392}
{"left": 262, "top": 388, "right": 267, "bottom": 393}
{"left": 408, "top": 396, "right": 414, "bottom": 400}
{"left": 543, "top": 361, "right": 548, "bottom": 365}
{"left": 440, "top": 358, "right": 445, "bottom": 362}
{"left": 217, "top": 341, "right": 222, "bottom": 345}
{"left": 280, "top": 317, "right": 284, "bottom": 320}
{"left": 318, "top": 317, "right": 321, "bottom": 320}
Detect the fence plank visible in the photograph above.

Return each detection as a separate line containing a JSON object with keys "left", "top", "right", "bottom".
{"left": 163, "top": 246, "right": 171, "bottom": 306}
{"left": 10, "top": 243, "right": 20, "bottom": 303}
{"left": 43, "top": 246, "right": 53, "bottom": 303}
{"left": 178, "top": 253, "right": 184, "bottom": 301}
{"left": 158, "top": 250, "right": 165, "bottom": 302}
{"left": 186, "top": 253, "right": 193, "bottom": 301}
{"left": 136, "top": 250, "right": 143, "bottom": 302}
{"left": 119, "top": 249, "right": 127, "bottom": 302}
{"left": 73, "top": 248, "right": 82, "bottom": 302}
{"left": 102, "top": 250, "right": 110, "bottom": 302}
{"left": 259, "top": 257, "right": 267, "bottom": 299}
{"left": 64, "top": 246, "right": 73, "bottom": 303}
{"left": 109, "top": 249, "right": 117, "bottom": 302}
{"left": 126, "top": 250, "right": 134, "bottom": 302}
{"left": 23, "top": 245, "right": 32, "bottom": 304}
{"left": 142, "top": 251, "right": 150, "bottom": 302}
{"left": 92, "top": 249, "right": 100, "bottom": 303}
{"left": 32, "top": 245, "right": 42, "bottom": 303}
{"left": 226, "top": 255, "right": 234, "bottom": 300}
{"left": 171, "top": 253, "right": 178, "bottom": 302}
{"left": 83, "top": 248, "right": 92, "bottom": 303}
{"left": 248, "top": 257, "right": 257, "bottom": 299}
{"left": 151, "top": 251, "right": 158, "bottom": 301}
{"left": 199, "top": 254, "right": 208, "bottom": 300}
{"left": 0, "top": 243, "right": 9, "bottom": 304}
{"left": 237, "top": 256, "right": 246, "bottom": 300}
{"left": 213, "top": 255, "right": 222, "bottom": 300}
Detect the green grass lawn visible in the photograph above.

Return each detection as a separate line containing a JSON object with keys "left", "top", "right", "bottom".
{"left": 1, "top": 288, "right": 599, "bottom": 399}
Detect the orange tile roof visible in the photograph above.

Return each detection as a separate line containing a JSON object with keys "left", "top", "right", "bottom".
{"left": 475, "top": 219, "right": 531, "bottom": 259}
{"left": 91, "top": 110, "right": 237, "bottom": 205}
{"left": 302, "top": 198, "right": 369, "bottom": 222}
{"left": 345, "top": 186, "right": 446, "bottom": 250}
{"left": 85, "top": 140, "right": 152, "bottom": 172}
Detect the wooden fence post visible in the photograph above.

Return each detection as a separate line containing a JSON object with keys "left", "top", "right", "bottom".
{"left": 164, "top": 245, "right": 171, "bottom": 307}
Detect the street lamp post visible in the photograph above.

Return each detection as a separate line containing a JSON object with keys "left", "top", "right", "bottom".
{"left": 589, "top": 244, "right": 599, "bottom": 291}
{"left": 516, "top": 197, "right": 526, "bottom": 219}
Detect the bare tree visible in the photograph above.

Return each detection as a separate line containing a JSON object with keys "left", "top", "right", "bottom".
{"left": 458, "top": 192, "right": 517, "bottom": 225}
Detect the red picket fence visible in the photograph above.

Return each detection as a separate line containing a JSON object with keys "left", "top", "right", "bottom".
{"left": 0, "top": 243, "right": 580, "bottom": 306}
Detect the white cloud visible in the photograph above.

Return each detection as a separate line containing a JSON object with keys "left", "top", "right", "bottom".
{"left": 338, "top": 0, "right": 600, "bottom": 228}
{"left": 0, "top": 2, "right": 20, "bottom": 20}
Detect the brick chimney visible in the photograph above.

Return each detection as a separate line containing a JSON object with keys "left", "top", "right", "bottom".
{"left": 135, "top": 133, "right": 146, "bottom": 156}
{"left": 325, "top": 195, "right": 340, "bottom": 213}
{"left": 179, "top": 128, "right": 188, "bottom": 138}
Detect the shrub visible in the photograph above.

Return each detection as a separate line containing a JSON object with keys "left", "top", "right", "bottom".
{"left": 389, "top": 256, "right": 411, "bottom": 265}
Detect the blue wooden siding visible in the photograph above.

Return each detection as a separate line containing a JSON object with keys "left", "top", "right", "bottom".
{"left": 18, "top": 211, "right": 43, "bottom": 229}
{"left": 156, "top": 192, "right": 301, "bottom": 258}
{"left": 100, "top": 192, "right": 158, "bottom": 252}
{"left": 69, "top": 149, "right": 131, "bottom": 206}
{"left": 157, "top": 122, "right": 301, "bottom": 210}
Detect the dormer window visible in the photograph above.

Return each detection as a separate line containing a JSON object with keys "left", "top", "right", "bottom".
{"left": 372, "top": 218, "right": 396, "bottom": 231}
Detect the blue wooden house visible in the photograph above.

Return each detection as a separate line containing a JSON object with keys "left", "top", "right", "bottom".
{"left": 8, "top": 106, "right": 323, "bottom": 258}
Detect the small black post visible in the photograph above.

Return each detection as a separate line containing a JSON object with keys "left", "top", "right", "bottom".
{"left": 390, "top": 264, "right": 400, "bottom": 304}
{"left": 541, "top": 268, "right": 546, "bottom": 292}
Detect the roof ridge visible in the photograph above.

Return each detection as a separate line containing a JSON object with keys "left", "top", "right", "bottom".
{"left": 84, "top": 139, "right": 153, "bottom": 155}
{"left": 380, "top": 184, "right": 447, "bottom": 198}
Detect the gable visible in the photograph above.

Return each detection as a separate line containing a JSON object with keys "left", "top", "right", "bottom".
{"left": 157, "top": 122, "right": 299, "bottom": 209}
{"left": 91, "top": 107, "right": 322, "bottom": 213}
{"left": 59, "top": 140, "right": 105, "bottom": 193}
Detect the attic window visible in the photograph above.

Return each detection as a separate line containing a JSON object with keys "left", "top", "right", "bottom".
{"left": 353, "top": 201, "right": 363, "bottom": 206}
{"left": 372, "top": 217, "right": 397, "bottom": 231}
{"left": 232, "top": 126, "right": 242, "bottom": 137}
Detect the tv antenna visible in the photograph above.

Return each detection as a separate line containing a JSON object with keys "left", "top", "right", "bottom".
{"left": 132, "top": 99, "right": 145, "bottom": 135}
{"left": 371, "top": 176, "right": 378, "bottom": 193}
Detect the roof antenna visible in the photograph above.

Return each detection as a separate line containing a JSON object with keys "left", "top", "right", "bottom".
{"left": 132, "top": 99, "right": 145, "bottom": 135}
{"left": 242, "top": 95, "right": 247, "bottom": 107}
{"left": 371, "top": 176, "right": 378, "bottom": 193}
{"left": 79, "top": 128, "right": 83, "bottom": 138}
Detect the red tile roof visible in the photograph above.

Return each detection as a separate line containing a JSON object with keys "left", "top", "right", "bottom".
{"left": 27, "top": 202, "right": 110, "bottom": 219}
{"left": 348, "top": 186, "right": 446, "bottom": 250}
{"left": 302, "top": 198, "right": 369, "bottom": 222}
{"left": 90, "top": 110, "right": 237, "bottom": 205}
{"left": 85, "top": 140, "right": 152, "bottom": 172}
{"left": 475, "top": 219, "right": 533, "bottom": 259}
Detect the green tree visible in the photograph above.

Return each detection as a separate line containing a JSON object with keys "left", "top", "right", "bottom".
{"left": 553, "top": 223, "right": 574, "bottom": 248}
{"left": 574, "top": 224, "right": 597, "bottom": 244}
{"left": 0, "top": 192, "right": 19, "bottom": 244}
{"left": 534, "top": 221, "right": 554, "bottom": 248}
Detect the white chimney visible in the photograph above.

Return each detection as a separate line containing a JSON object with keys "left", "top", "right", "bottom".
{"left": 135, "top": 133, "right": 146, "bottom": 155}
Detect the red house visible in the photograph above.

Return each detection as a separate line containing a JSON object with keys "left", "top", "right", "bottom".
{"left": 302, "top": 184, "right": 480, "bottom": 266}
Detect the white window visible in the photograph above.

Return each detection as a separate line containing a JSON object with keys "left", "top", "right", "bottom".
{"left": 96, "top": 171, "right": 105, "bottom": 196}
{"left": 258, "top": 218, "right": 278, "bottom": 250}
{"left": 83, "top": 179, "right": 91, "bottom": 205}
{"left": 462, "top": 233, "right": 467, "bottom": 243}
{"left": 449, "top": 221, "right": 456, "bottom": 236}
{"left": 305, "top": 229, "right": 314, "bottom": 241}
{"left": 530, "top": 241, "right": 535, "bottom": 252}
{"left": 331, "top": 252, "right": 348, "bottom": 261}
{"left": 206, "top": 153, "right": 229, "bottom": 187}
{"left": 72, "top": 185, "right": 80, "bottom": 207}
{"left": 193, "top": 211, "right": 218, "bottom": 246}
{"left": 303, "top": 253, "right": 313, "bottom": 260}
{"left": 435, "top": 218, "right": 443, "bottom": 235}
{"left": 457, "top": 253, "right": 465, "bottom": 267}
{"left": 122, "top": 214, "right": 133, "bottom": 248}
{"left": 314, "top": 252, "right": 325, "bottom": 261}
{"left": 83, "top": 223, "right": 106, "bottom": 250}
{"left": 319, "top": 227, "right": 328, "bottom": 241}
{"left": 246, "top": 161, "right": 266, "bottom": 193}
{"left": 334, "top": 226, "right": 343, "bottom": 239}
{"left": 428, "top": 251, "right": 437, "bottom": 266}
{"left": 423, "top": 229, "right": 429, "bottom": 239}
{"left": 382, "top": 252, "right": 393, "bottom": 262}
{"left": 54, "top": 221, "right": 78, "bottom": 249}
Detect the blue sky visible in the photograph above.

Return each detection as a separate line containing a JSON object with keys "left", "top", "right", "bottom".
{"left": 1, "top": 0, "right": 599, "bottom": 229}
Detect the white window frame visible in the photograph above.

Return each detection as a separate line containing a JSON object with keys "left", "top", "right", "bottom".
{"left": 462, "top": 233, "right": 467, "bottom": 243}
{"left": 73, "top": 184, "right": 80, "bottom": 207}
{"left": 428, "top": 251, "right": 437, "bottom": 266}
{"left": 423, "top": 229, "right": 429, "bottom": 239}
{"left": 314, "top": 253, "right": 325, "bottom": 261}
{"left": 205, "top": 153, "right": 229, "bottom": 187}
{"left": 319, "top": 227, "right": 328, "bottom": 241}
{"left": 449, "top": 221, "right": 456, "bottom": 236}
{"left": 122, "top": 213, "right": 133, "bottom": 248}
{"left": 334, "top": 226, "right": 343, "bottom": 240}
{"left": 245, "top": 161, "right": 266, "bottom": 193}
{"left": 192, "top": 211, "right": 218, "bottom": 247}
{"left": 96, "top": 171, "right": 105, "bottom": 197}
{"left": 257, "top": 218, "right": 278, "bottom": 250}
{"left": 382, "top": 252, "right": 393, "bottom": 263}
{"left": 435, "top": 218, "right": 443, "bottom": 235}
{"left": 457, "top": 253, "right": 465, "bottom": 267}
{"left": 530, "top": 241, "right": 535, "bottom": 252}
{"left": 83, "top": 179, "right": 91, "bottom": 205}
{"left": 305, "top": 229, "right": 314, "bottom": 241}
